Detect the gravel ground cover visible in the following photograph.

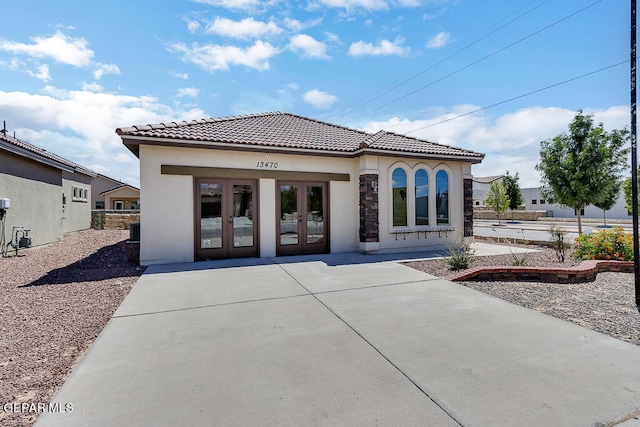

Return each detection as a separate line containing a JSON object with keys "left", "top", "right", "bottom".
{"left": 406, "top": 244, "right": 640, "bottom": 347}
{"left": 0, "top": 229, "right": 144, "bottom": 427}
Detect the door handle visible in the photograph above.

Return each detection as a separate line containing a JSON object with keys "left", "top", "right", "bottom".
{"left": 229, "top": 215, "right": 233, "bottom": 224}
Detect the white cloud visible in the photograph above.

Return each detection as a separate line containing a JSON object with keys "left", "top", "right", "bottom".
{"left": 289, "top": 34, "right": 330, "bottom": 59}
{"left": 283, "top": 17, "right": 323, "bottom": 32}
{"left": 186, "top": 19, "right": 201, "bottom": 33}
{"left": 168, "top": 40, "right": 278, "bottom": 72}
{"left": 426, "top": 31, "right": 452, "bottom": 49}
{"left": 0, "top": 30, "right": 94, "bottom": 67}
{"left": 191, "top": 0, "right": 278, "bottom": 12}
{"left": 93, "top": 63, "right": 121, "bottom": 80}
{"left": 81, "top": 81, "right": 104, "bottom": 92}
{"left": 348, "top": 37, "right": 409, "bottom": 57}
{"left": 361, "top": 105, "right": 630, "bottom": 188}
{"left": 177, "top": 87, "right": 200, "bottom": 97}
{"left": 319, "top": 0, "right": 389, "bottom": 11}
{"left": 28, "top": 64, "right": 51, "bottom": 81}
{"left": 205, "top": 17, "right": 283, "bottom": 40}
{"left": 0, "top": 88, "right": 205, "bottom": 187}
{"left": 170, "top": 71, "right": 189, "bottom": 79}
{"left": 303, "top": 89, "right": 337, "bottom": 109}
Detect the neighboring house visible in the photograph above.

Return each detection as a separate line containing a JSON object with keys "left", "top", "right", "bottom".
{"left": 521, "top": 187, "right": 630, "bottom": 220}
{"left": 472, "top": 175, "right": 503, "bottom": 207}
{"left": 0, "top": 128, "right": 96, "bottom": 247}
{"left": 91, "top": 174, "right": 139, "bottom": 210}
{"left": 117, "top": 112, "right": 484, "bottom": 265}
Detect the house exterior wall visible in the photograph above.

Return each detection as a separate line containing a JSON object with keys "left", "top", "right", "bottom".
{"left": 0, "top": 150, "right": 64, "bottom": 246}
{"left": 138, "top": 145, "right": 359, "bottom": 265}
{"left": 375, "top": 157, "right": 465, "bottom": 253}
{"left": 91, "top": 175, "right": 122, "bottom": 209}
{"left": 62, "top": 171, "right": 92, "bottom": 233}
{"left": 138, "top": 145, "right": 471, "bottom": 265}
{"left": 104, "top": 187, "right": 140, "bottom": 210}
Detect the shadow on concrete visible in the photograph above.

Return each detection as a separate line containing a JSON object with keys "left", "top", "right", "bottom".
{"left": 144, "top": 250, "right": 448, "bottom": 275}
{"left": 21, "top": 241, "right": 144, "bottom": 287}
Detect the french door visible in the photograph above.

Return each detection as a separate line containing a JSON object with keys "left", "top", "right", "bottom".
{"left": 195, "top": 179, "right": 258, "bottom": 260}
{"left": 277, "top": 181, "right": 328, "bottom": 256}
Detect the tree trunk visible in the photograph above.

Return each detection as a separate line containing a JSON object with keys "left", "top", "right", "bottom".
{"left": 603, "top": 209, "right": 607, "bottom": 226}
{"left": 577, "top": 209, "right": 583, "bottom": 235}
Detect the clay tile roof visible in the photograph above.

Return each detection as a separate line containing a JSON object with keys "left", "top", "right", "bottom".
{"left": 116, "top": 112, "right": 484, "bottom": 162}
{"left": 0, "top": 130, "right": 96, "bottom": 177}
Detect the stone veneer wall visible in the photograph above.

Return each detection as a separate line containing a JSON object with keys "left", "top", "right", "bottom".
{"left": 359, "top": 174, "right": 379, "bottom": 242}
{"left": 464, "top": 178, "right": 473, "bottom": 237}
{"left": 91, "top": 211, "right": 140, "bottom": 230}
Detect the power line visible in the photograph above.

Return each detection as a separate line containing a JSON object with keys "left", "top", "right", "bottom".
{"left": 343, "top": 0, "right": 603, "bottom": 126}
{"left": 327, "top": 0, "right": 551, "bottom": 122}
{"left": 403, "top": 60, "right": 629, "bottom": 134}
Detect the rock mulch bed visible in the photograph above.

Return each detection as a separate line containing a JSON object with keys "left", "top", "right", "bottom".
{"left": 0, "top": 229, "right": 144, "bottom": 427}
{"left": 406, "top": 245, "right": 640, "bottom": 347}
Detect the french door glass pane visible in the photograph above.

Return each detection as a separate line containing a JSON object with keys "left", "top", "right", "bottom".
{"left": 280, "top": 185, "right": 298, "bottom": 245}
{"left": 200, "top": 183, "right": 222, "bottom": 249}
{"left": 233, "top": 184, "right": 254, "bottom": 248}
{"left": 306, "top": 186, "right": 324, "bottom": 244}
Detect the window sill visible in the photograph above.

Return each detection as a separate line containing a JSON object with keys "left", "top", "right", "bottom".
{"left": 389, "top": 225, "right": 454, "bottom": 233}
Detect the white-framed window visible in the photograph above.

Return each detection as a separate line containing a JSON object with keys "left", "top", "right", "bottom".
{"left": 72, "top": 186, "right": 88, "bottom": 202}
{"left": 114, "top": 201, "right": 124, "bottom": 210}
{"left": 435, "top": 170, "right": 449, "bottom": 225}
{"left": 415, "top": 169, "right": 429, "bottom": 225}
{"left": 389, "top": 163, "right": 452, "bottom": 230}
{"left": 392, "top": 168, "right": 408, "bottom": 227}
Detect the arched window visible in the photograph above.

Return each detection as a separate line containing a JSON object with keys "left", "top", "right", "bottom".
{"left": 392, "top": 168, "right": 407, "bottom": 227}
{"left": 436, "top": 170, "right": 449, "bottom": 224}
{"left": 415, "top": 169, "right": 428, "bottom": 225}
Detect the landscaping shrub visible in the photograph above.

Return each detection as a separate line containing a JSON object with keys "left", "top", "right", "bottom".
{"left": 573, "top": 227, "right": 634, "bottom": 261}
{"left": 444, "top": 236, "right": 474, "bottom": 271}
{"left": 548, "top": 225, "right": 568, "bottom": 262}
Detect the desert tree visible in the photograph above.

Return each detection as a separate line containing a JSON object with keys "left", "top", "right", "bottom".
{"left": 485, "top": 180, "right": 510, "bottom": 226}
{"left": 536, "top": 110, "right": 629, "bottom": 234}
{"left": 502, "top": 171, "right": 524, "bottom": 222}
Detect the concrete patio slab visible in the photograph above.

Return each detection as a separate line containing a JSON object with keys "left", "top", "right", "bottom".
{"left": 114, "top": 262, "right": 306, "bottom": 317}
{"left": 36, "top": 251, "right": 640, "bottom": 427}
{"left": 37, "top": 293, "right": 457, "bottom": 427}
{"left": 316, "top": 278, "right": 640, "bottom": 427}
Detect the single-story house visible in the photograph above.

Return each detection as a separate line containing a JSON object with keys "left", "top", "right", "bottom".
{"left": 117, "top": 112, "right": 484, "bottom": 265}
{"left": 91, "top": 174, "right": 140, "bottom": 210}
{"left": 0, "top": 127, "right": 96, "bottom": 247}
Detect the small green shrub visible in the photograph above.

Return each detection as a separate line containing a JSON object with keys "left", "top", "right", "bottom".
{"left": 548, "top": 225, "right": 568, "bottom": 262}
{"left": 574, "top": 227, "right": 634, "bottom": 261}
{"left": 444, "top": 238, "right": 474, "bottom": 271}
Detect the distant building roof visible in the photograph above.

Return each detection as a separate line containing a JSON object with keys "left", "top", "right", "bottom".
{"left": 473, "top": 175, "right": 504, "bottom": 184}
{"left": 117, "top": 112, "right": 484, "bottom": 163}
{"left": 100, "top": 183, "right": 139, "bottom": 195}
{"left": 0, "top": 129, "right": 96, "bottom": 177}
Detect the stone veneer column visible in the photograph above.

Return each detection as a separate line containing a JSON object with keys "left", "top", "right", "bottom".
{"left": 359, "top": 174, "right": 379, "bottom": 243}
{"left": 463, "top": 178, "right": 473, "bottom": 237}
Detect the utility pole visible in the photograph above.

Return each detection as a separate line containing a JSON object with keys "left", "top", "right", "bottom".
{"left": 631, "top": 0, "right": 640, "bottom": 307}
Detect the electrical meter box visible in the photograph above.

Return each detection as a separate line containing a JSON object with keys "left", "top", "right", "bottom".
{"left": 0, "top": 198, "right": 9, "bottom": 209}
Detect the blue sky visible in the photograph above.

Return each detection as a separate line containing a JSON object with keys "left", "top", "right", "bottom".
{"left": 0, "top": 0, "right": 631, "bottom": 187}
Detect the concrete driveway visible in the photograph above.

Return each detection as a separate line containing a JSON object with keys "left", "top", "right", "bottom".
{"left": 37, "top": 252, "right": 640, "bottom": 426}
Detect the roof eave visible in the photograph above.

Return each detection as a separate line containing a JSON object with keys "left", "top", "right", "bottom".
{"left": 0, "top": 139, "right": 76, "bottom": 173}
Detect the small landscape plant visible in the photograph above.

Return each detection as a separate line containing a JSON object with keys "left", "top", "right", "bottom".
{"left": 573, "top": 227, "right": 634, "bottom": 261}
{"left": 548, "top": 225, "right": 568, "bottom": 262}
{"left": 444, "top": 236, "right": 474, "bottom": 271}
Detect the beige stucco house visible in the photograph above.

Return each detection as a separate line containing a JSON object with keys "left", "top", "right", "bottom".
{"left": 91, "top": 174, "right": 140, "bottom": 210}
{"left": 0, "top": 128, "right": 96, "bottom": 247}
{"left": 117, "top": 112, "right": 484, "bottom": 265}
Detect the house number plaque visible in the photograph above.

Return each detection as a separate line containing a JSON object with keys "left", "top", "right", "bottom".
{"left": 256, "top": 161, "right": 278, "bottom": 168}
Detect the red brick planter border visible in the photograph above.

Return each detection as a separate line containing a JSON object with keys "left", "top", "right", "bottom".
{"left": 445, "top": 260, "right": 634, "bottom": 284}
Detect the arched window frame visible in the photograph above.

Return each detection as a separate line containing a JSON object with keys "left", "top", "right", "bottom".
{"left": 390, "top": 165, "right": 409, "bottom": 228}
{"left": 414, "top": 168, "right": 429, "bottom": 226}
{"left": 434, "top": 168, "right": 450, "bottom": 225}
